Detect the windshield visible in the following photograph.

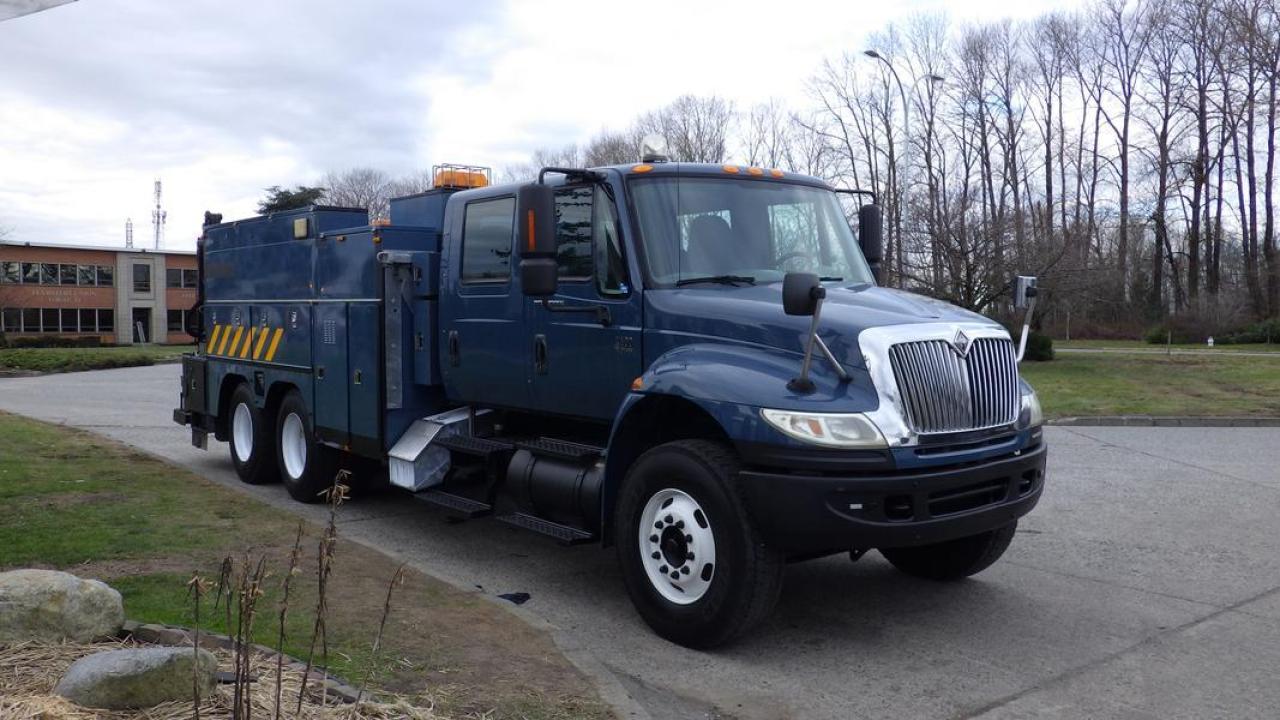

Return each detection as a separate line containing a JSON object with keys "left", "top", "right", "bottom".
{"left": 631, "top": 176, "right": 874, "bottom": 288}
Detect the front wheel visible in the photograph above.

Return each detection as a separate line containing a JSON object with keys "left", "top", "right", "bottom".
{"left": 880, "top": 521, "right": 1018, "bottom": 581}
{"left": 275, "top": 390, "right": 336, "bottom": 503}
{"left": 615, "top": 440, "right": 784, "bottom": 649}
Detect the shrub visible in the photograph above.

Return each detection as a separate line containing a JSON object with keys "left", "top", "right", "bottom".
{"left": 4, "top": 335, "right": 105, "bottom": 349}
{"left": 1007, "top": 327, "right": 1054, "bottom": 361}
{"left": 1220, "top": 317, "right": 1280, "bottom": 345}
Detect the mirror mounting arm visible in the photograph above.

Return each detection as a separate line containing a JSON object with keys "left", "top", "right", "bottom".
{"left": 787, "top": 288, "right": 850, "bottom": 394}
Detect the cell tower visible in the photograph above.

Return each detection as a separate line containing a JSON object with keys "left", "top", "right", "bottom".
{"left": 151, "top": 179, "right": 167, "bottom": 249}
{"left": 125, "top": 218, "right": 134, "bottom": 248}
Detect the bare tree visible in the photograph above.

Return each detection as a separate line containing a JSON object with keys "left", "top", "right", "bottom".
{"left": 636, "top": 95, "right": 735, "bottom": 163}
{"left": 320, "top": 167, "right": 392, "bottom": 219}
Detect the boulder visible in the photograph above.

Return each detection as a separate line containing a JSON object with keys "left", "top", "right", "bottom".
{"left": 55, "top": 647, "right": 218, "bottom": 709}
{"left": 0, "top": 569, "right": 124, "bottom": 643}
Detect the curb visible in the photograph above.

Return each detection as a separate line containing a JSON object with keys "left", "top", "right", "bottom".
{"left": 1049, "top": 416, "right": 1280, "bottom": 427}
{"left": 120, "top": 619, "right": 364, "bottom": 704}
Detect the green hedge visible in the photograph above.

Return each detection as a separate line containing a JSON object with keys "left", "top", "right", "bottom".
{"left": 0, "top": 335, "right": 106, "bottom": 349}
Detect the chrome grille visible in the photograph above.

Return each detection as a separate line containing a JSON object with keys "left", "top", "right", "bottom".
{"left": 888, "top": 337, "right": 1019, "bottom": 434}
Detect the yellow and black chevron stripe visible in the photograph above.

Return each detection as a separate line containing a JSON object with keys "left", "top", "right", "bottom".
{"left": 205, "top": 324, "right": 286, "bottom": 362}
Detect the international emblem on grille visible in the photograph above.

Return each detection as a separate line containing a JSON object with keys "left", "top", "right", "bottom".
{"left": 951, "top": 329, "right": 972, "bottom": 358}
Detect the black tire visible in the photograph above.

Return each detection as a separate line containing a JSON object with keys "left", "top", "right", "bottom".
{"left": 880, "top": 521, "right": 1018, "bottom": 581}
{"left": 274, "top": 390, "right": 337, "bottom": 504}
{"left": 226, "top": 382, "right": 278, "bottom": 485}
{"left": 615, "top": 439, "right": 784, "bottom": 649}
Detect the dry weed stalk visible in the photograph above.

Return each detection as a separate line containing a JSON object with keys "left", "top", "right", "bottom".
{"left": 233, "top": 555, "right": 269, "bottom": 720}
{"left": 274, "top": 521, "right": 305, "bottom": 720}
{"left": 297, "top": 470, "right": 349, "bottom": 713}
{"left": 186, "top": 573, "right": 213, "bottom": 720}
{"left": 356, "top": 564, "right": 408, "bottom": 706}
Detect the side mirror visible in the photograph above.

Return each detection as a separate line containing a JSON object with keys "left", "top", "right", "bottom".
{"left": 1014, "top": 275, "right": 1038, "bottom": 310}
{"left": 858, "top": 204, "right": 883, "bottom": 283}
{"left": 517, "top": 183, "right": 558, "bottom": 297}
{"left": 783, "top": 272, "right": 822, "bottom": 316}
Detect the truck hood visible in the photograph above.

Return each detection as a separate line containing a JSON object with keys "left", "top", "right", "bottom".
{"left": 644, "top": 283, "right": 998, "bottom": 369}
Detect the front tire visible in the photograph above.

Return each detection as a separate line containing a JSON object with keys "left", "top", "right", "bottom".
{"left": 275, "top": 390, "right": 336, "bottom": 503}
{"left": 880, "top": 521, "right": 1018, "bottom": 581}
{"left": 615, "top": 440, "right": 784, "bottom": 649}
{"left": 227, "top": 382, "right": 277, "bottom": 485}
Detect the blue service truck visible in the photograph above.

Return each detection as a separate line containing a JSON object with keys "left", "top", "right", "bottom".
{"left": 175, "top": 159, "right": 1047, "bottom": 648}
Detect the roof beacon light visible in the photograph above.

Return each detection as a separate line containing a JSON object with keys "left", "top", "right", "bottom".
{"left": 640, "top": 134, "right": 670, "bottom": 164}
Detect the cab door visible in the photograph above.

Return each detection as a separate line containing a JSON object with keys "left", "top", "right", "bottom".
{"left": 439, "top": 194, "right": 531, "bottom": 410}
{"left": 528, "top": 185, "right": 642, "bottom": 421}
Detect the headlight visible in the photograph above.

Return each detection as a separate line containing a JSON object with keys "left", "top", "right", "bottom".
{"left": 1019, "top": 386, "right": 1044, "bottom": 428}
{"left": 760, "top": 409, "right": 887, "bottom": 448}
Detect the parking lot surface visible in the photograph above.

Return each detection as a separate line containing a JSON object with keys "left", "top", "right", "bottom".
{"left": 2, "top": 364, "right": 1279, "bottom": 719}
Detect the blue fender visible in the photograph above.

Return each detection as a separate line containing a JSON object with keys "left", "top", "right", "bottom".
{"left": 598, "top": 342, "right": 881, "bottom": 539}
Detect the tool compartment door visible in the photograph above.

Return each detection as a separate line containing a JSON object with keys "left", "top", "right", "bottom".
{"left": 312, "top": 303, "right": 349, "bottom": 446}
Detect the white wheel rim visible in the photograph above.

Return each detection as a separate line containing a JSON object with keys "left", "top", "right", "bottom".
{"left": 639, "top": 488, "right": 716, "bottom": 605}
{"left": 281, "top": 412, "right": 307, "bottom": 480}
{"left": 232, "top": 402, "right": 253, "bottom": 462}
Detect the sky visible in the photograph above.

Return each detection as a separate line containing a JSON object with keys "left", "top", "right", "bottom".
{"left": 0, "top": 0, "right": 1086, "bottom": 251}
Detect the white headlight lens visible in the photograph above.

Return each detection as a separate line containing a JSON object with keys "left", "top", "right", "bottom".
{"left": 760, "top": 409, "right": 887, "bottom": 448}
{"left": 1020, "top": 388, "right": 1044, "bottom": 427}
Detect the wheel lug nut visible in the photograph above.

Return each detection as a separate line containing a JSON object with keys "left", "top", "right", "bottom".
{"left": 686, "top": 552, "right": 694, "bottom": 561}
{"left": 676, "top": 520, "right": 684, "bottom": 529}
{"left": 685, "top": 534, "right": 693, "bottom": 543}
{"left": 659, "top": 565, "right": 668, "bottom": 573}
{"left": 654, "top": 521, "right": 663, "bottom": 529}
{"left": 681, "top": 566, "right": 691, "bottom": 575}
{"left": 664, "top": 514, "right": 673, "bottom": 524}
{"left": 649, "top": 534, "right": 658, "bottom": 543}
{"left": 670, "top": 571, "right": 680, "bottom": 579}
{"left": 651, "top": 551, "right": 661, "bottom": 560}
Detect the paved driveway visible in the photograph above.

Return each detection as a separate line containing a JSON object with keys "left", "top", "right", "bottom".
{"left": 2, "top": 364, "right": 1279, "bottom": 719}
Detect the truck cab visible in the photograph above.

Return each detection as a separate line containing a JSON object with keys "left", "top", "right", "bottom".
{"left": 176, "top": 161, "right": 1046, "bottom": 648}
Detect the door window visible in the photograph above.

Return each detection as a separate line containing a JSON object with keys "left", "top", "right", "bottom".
{"left": 554, "top": 186, "right": 593, "bottom": 280}
{"left": 461, "top": 197, "right": 515, "bottom": 284}
{"left": 593, "top": 187, "right": 629, "bottom": 296}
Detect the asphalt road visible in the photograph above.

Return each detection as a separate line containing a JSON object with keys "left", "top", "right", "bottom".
{"left": 3, "top": 364, "right": 1279, "bottom": 719}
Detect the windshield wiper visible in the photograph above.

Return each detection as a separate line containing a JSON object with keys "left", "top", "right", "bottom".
{"left": 818, "top": 276, "right": 844, "bottom": 282}
{"left": 675, "top": 275, "right": 757, "bottom": 287}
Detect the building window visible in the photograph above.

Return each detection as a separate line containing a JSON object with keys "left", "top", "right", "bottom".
{"left": 166, "top": 268, "right": 182, "bottom": 288}
{"left": 60, "top": 309, "right": 77, "bottom": 332}
{"left": 132, "top": 263, "right": 151, "bottom": 293}
{"left": 97, "top": 265, "right": 114, "bottom": 287}
{"left": 60, "top": 264, "right": 78, "bottom": 285}
{"left": 2, "top": 308, "right": 19, "bottom": 333}
{"left": 167, "top": 309, "right": 188, "bottom": 332}
{"left": 40, "top": 263, "right": 57, "bottom": 285}
{"left": 183, "top": 269, "right": 198, "bottom": 287}
{"left": 41, "top": 308, "right": 59, "bottom": 332}
{"left": 79, "top": 309, "right": 97, "bottom": 332}
{"left": 22, "top": 308, "right": 40, "bottom": 332}
{"left": 0, "top": 262, "right": 18, "bottom": 284}
{"left": 78, "top": 265, "right": 97, "bottom": 286}
{"left": 22, "top": 263, "right": 40, "bottom": 284}
{"left": 98, "top": 309, "right": 114, "bottom": 332}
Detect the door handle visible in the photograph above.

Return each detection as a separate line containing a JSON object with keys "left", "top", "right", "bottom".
{"left": 533, "top": 334, "right": 548, "bottom": 375}
{"left": 448, "top": 330, "right": 460, "bottom": 367}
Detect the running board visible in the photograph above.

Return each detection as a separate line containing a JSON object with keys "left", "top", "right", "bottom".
{"left": 496, "top": 513, "right": 595, "bottom": 545}
{"left": 415, "top": 489, "right": 493, "bottom": 519}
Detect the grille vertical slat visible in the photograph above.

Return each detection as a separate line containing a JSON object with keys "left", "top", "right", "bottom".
{"left": 889, "top": 336, "right": 1019, "bottom": 434}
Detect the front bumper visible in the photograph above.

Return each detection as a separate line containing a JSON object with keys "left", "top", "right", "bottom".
{"left": 737, "top": 438, "right": 1046, "bottom": 552}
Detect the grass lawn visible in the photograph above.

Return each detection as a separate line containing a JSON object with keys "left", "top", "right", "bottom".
{"left": 0, "top": 344, "right": 190, "bottom": 373}
{"left": 1021, "top": 352, "right": 1280, "bottom": 418}
{"left": 1056, "top": 339, "right": 1280, "bottom": 353}
{"left": 0, "top": 412, "right": 611, "bottom": 720}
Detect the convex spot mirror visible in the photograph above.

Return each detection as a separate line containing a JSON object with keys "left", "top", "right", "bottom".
{"left": 517, "top": 183, "right": 558, "bottom": 297}
{"left": 783, "top": 272, "right": 823, "bottom": 316}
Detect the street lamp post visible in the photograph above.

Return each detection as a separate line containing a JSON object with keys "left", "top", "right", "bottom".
{"left": 863, "top": 50, "right": 944, "bottom": 287}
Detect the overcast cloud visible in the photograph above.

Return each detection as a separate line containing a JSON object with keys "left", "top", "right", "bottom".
{"left": 0, "top": 0, "right": 1083, "bottom": 250}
